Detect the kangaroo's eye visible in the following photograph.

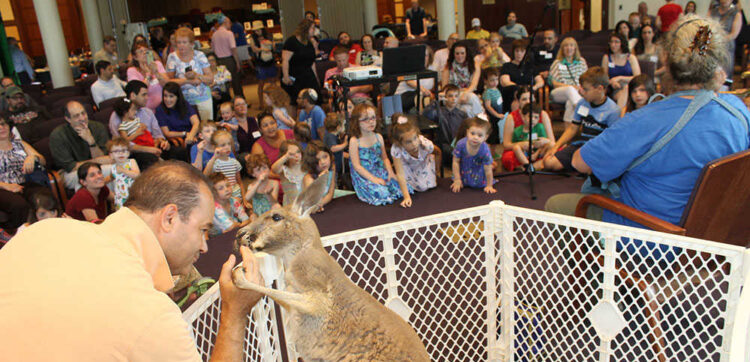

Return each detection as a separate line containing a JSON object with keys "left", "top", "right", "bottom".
{"left": 271, "top": 214, "right": 283, "bottom": 222}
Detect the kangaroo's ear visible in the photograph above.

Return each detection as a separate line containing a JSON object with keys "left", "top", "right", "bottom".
{"left": 291, "top": 172, "right": 329, "bottom": 217}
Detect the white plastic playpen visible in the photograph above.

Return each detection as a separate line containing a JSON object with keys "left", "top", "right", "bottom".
{"left": 183, "top": 201, "right": 750, "bottom": 361}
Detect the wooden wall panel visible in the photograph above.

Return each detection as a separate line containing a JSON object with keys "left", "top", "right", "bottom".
{"left": 11, "top": 0, "right": 86, "bottom": 58}
{"left": 463, "top": 0, "right": 557, "bottom": 37}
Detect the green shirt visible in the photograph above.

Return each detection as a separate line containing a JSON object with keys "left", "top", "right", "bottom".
{"left": 512, "top": 122, "right": 546, "bottom": 143}
{"left": 49, "top": 121, "right": 109, "bottom": 172}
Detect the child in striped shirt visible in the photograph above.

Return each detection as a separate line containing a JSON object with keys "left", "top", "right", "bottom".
{"left": 114, "top": 97, "right": 155, "bottom": 147}
{"left": 204, "top": 129, "right": 244, "bottom": 200}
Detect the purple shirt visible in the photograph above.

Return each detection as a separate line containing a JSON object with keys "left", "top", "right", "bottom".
{"left": 109, "top": 107, "right": 165, "bottom": 139}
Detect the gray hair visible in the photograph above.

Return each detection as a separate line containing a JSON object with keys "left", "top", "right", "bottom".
{"left": 662, "top": 15, "right": 729, "bottom": 89}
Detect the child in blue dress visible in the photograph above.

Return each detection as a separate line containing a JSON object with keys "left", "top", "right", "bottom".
{"left": 348, "top": 103, "right": 411, "bottom": 206}
{"left": 451, "top": 117, "right": 497, "bottom": 194}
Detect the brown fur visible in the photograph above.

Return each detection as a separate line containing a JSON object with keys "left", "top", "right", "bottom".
{"left": 233, "top": 177, "right": 430, "bottom": 361}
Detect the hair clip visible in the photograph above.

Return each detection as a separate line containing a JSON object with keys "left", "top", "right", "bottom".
{"left": 397, "top": 116, "right": 408, "bottom": 124}
{"left": 308, "top": 89, "right": 318, "bottom": 101}
{"left": 123, "top": 98, "right": 131, "bottom": 103}
{"left": 690, "top": 25, "right": 712, "bottom": 56}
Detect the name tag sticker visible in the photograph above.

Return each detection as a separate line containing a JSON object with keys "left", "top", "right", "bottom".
{"left": 558, "top": 64, "right": 566, "bottom": 70}
{"left": 252, "top": 131, "right": 261, "bottom": 138}
{"left": 531, "top": 133, "right": 538, "bottom": 140}
{"left": 650, "top": 55, "right": 658, "bottom": 63}
{"left": 539, "top": 50, "right": 547, "bottom": 56}
{"left": 496, "top": 97, "right": 503, "bottom": 106}
{"left": 545, "top": 53, "right": 553, "bottom": 59}
{"left": 577, "top": 106, "right": 590, "bottom": 117}
{"left": 608, "top": 62, "right": 615, "bottom": 68}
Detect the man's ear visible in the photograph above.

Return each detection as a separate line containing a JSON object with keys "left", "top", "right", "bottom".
{"left": 159, "top": 204, "right": 180, "bottom": 233}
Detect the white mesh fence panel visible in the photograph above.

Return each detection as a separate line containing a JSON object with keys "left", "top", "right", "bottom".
{"left": 184, "top": 202, "right": 749, "bottom": 361}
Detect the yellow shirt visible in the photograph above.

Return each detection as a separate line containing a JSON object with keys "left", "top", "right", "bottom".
{"left": 466, "top": 29, "right": 490, "bottom": 40}
{"left": 0, "top": 208, "right": 201, "bottom": 361}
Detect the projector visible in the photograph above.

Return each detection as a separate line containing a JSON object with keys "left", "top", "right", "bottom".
{"left": 343, "top": 66, "right": 382, "bottom": 81}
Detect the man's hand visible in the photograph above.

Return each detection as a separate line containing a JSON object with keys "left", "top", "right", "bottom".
{"left": 75, "top": 126, "right": 96, "bottom": 145}
{"left": 219, "top": 246, "right": 264, "bottom": 316}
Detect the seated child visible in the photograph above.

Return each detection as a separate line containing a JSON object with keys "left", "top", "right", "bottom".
{"left": 208, "top": 173, "right": 251, "bottom": 236}
{"left": 271, "top": 140, "right": 305, "bottom": 206}
{"left": 390, "top": 114, "right": 437, "bottom": 207}
{"left": 244, "top": 153, "right": 279, "bottom": 217}
{"left": 217, "top": 102, "right": 239, "bottom": 149}
{"left": 349, "top": 103, "right": 412, "bottom": 205}
{"left": 451, "top": 117, "right": 497, "bottom": 194}
{"left": 15, "top": 189, "right": 60, "bottom": 234}
{"left": 105, "top": 137, "right": 140, "bottom": 210}
{"left": 114, "top": 97, "right": 156, "bottom": 148}
{"left": 323, "top": 112, "right": 348, "bottom": 182}
{"left": 620, "top": 74, "right": 657, "bottom": 117}
{"left": 501, "top": 103, "right": 555, "bottom": 171}
{"left": 293, "top": 122, "right": 312, "bottom": 150}
{"left": 204, "top": 130, "right": 244, "bottom": 200}
{"left": 543, "top": 66, "right": 621, "bottom": 172}
{"left": 301, "top": 140, "right": 336, "bottom": 212}
{"left": 191, "top": 120, "right": 221, "bottom": 171}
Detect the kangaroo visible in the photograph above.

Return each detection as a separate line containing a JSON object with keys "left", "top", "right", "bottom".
{"left": 232, "top": 174, "right": 430, "bottom": 361}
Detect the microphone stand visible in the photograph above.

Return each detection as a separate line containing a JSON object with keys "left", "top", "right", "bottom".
{"left": 495, "top": 2, "right": 568, "bottom": 200}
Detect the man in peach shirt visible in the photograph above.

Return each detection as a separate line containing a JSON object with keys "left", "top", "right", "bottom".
{"left": 0, "top": 161, "right": 262, "bottom": 361}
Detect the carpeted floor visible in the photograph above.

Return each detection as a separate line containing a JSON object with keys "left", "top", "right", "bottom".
{"left": 194, "top": 173, "right": 583, "bottom": 281}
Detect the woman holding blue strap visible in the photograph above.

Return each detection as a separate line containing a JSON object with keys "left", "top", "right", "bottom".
{"left": 545, "top": 15, "right": 750, "bottom": 238}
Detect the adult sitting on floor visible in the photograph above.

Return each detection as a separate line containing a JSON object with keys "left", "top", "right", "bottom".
{"left": 155, "top": 82, "right": 200, "bottom": 146}
{"left": 65, "top": 162, "right": 112, "bottom": 223}
{"left": 50, "top": 101, "right": 113, "bottom": 190}
{"left": 110, "top": 80, "right": 188, "bottom": 165}
{"left": 0, "top": 160, "right": 264, "bottom": 360}
{"left": 2, "top": 86, "right": 50, "bottom": 144}
{"left": 441, "top": 42, "right": 483, "bottom": 118}
{"left": 546, "top": 15, "right": 750, "bottom": 229}
{"left": 250, "top": 111, "right": 295, "bottom": 167}
{"left": 500, "top": 39, "right": 545, "bottom": 113}
{"left": 0, "top": 116, "right": 48, "bottom": 234}
{"left": 91, "top": 60, "right": 126, "bottom": 108}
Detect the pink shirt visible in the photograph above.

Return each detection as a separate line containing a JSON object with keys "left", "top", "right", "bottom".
{"left": 325, "top": 66, "right": 369, "bottom": 99}
{"left": 127, "top": 61, "right": 167, "bottom": 111}
{"left": 211, "top": 27, "right": 236, "bottom": 58}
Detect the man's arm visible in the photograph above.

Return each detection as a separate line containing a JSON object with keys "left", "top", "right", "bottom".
{"left": 571, "top": 148, "right": 591, "bottom": 174}
{"left": 210, "top": 248, "right": 264, "bottom": 361}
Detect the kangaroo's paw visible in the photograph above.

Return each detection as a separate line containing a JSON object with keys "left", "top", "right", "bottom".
{"left": 232, "top": 265, "right": 324, "bottom": 315}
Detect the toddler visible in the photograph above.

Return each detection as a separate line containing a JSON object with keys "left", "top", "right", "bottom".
{"left": 244, "top": 153, "right": 279, "bottom": 217}
{"left": 323, "top": 112, "right": 348, "bottom": 180}
{"left": 293, "top": 122, "right": 312, "bottom": 150}
{"left": 204, "top": 129, "right": 244, "bottom": 200}
{"left": 451, "top": 117, "right": 497, "bottom": 194}
{"left": 348, "top": 103, "right": 411, "bottom": 205}
{"left": 114, "top": 98, "right": 156, "bottom": 148}
{"left": 501, "top": 103, "right": 552, "bottom": 171}
{"left": 208, "top": 173, "right": 251, "bottom": 236}
{"left": 263, "top": 83, "right": 295, "bottom": 130}
{"left": 271, "top": 140, "right": 305, "bottom": 205}
{"left": 390, "top": 115, "right": 437, "bottom": 206}
{"left": 301, "top": 140, "right": 336, "bottom": 212}
{"left": 217, "top": 102, "right": 239, "bottom": 149}
{"left": 15, "top": 190, "right": 60, "bottom": 234}
{"left": 106, "top": 137, "right": 140, "bottom": 210}
{"left": 482, "top": 68, "right": 504, "bottom": 144}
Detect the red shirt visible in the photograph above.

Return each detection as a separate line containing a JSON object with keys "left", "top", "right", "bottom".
{"left": 657, "top": 3, "right": 683, "bottom": 33}
{"left": 66, "top": 186, "right": 110, "bottom": 221}
{"left": 329, "top": 43, "right": 363, "bottom": 65}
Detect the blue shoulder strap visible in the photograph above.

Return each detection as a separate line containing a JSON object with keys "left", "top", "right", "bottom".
{"left": 627, "top": 90, "right": 749, "bottom": 172}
